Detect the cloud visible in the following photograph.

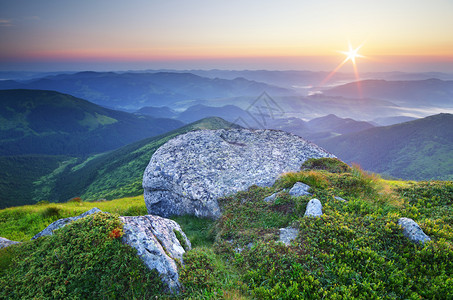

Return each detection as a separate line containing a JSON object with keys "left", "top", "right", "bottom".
{"left": 0, "top": 19, "right": 12, "bottom": 27}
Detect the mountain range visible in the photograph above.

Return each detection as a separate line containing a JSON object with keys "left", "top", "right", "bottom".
{"left": 2, "top": 71, "right": 451, "bottom": 123}
{"left": 0, "top": 71, "right": 293, "bottom": 110}
{"left": 137, "top": 104, "right": 375, "bottom": 141}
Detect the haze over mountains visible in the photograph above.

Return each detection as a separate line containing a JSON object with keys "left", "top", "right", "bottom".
{"left": 0, "top": 71, "right": 293, "bottom": 111}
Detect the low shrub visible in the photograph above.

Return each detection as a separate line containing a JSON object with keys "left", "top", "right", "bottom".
{"left": 67, "top": 196, "right": 83, "bottom": 203}
{"left": 41, "top": 206, "right": 61, "bottom": 218}
{"left": 302, "top": 157, "right": 352, "bottom": 173}
{"left": 396, "top": 180, "right": 453, "bottom": 207}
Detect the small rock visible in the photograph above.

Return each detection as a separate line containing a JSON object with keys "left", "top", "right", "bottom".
{"left": 0, "top": 237, "right": 21, "bottom": 249}
{"left": 32, "top": 208, "right": 102, "bottom": 240}
{"left": 304, "top": 199, "right": 323, "bottom": 217}
{"left": 264, "top": 189, "right": 288, "bottom": 203}
{"left": 235, "top": 242, "right": 255, "bottom": 253}
{"left": 334, "top": 196, "right": 347, "bottom": 202}
{"left": 289, "top": 182, "right": 311, "bottom": 197}
{"left": 398, "top": 217, "right": 431, "bottom": 245}
{"left": 279, "top": 227, "right": 299, "bottom": 246}
{"left": 120, "top": 215, "right": 191, "bottom": 293}
{"left": 264, "top": 193, "right": 278, "bottom": 202}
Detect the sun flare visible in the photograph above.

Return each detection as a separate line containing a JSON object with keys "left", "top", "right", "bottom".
{"left": 319, "top": 41, "right": 366, "bottom": 97}
{"left": 340, "top": 42, "right": 364, "bottom": 65}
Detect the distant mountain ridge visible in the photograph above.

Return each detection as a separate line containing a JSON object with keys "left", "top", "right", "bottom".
{"left": 317, "top": 113, "right": 453, "bottom": 180}
{"left": 0, "top": 89, "right": 183, "bottom": 156}
{"left": 0, "top": 71, "right": 294, "bottom": 110}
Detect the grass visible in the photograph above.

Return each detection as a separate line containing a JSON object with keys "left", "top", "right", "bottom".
{"left": 0, "top": 195, "right": 146, "bottom": 241}
{"left": 0, "top": 159, "right": 452, "bottom": 298}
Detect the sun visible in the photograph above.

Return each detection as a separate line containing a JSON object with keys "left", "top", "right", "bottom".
{"left": 319, "top": 41, "right": 367, "bottom": 97}
{"left": 340, "top": 42, "right": 364, "bottom": 65}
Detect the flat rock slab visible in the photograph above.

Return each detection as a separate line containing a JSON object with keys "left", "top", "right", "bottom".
{"left": 120, "top": 215, "right": 191, "bottom": 293}
{"left": 32, "top": 207, "right": 102, "bottom": 240}
{"left": 0, "top": 237, "right": 21, "bottom": 249}
{"left": 279, "top": 227, "right": 299, "bottom": 246}
{"left": 143, "top": 129, "right": 334, "bottom": 218}
{"left": 334, "top": 196, "right": 347, "bottom": 202}
{"left": 398, "top": 217, "right": 431, "bottom": 244}
{"left": 289, "top": 182, "right": 311, "bottom": 197}
{"left": 304, "top": 198, "right": 323, "bottom": 217}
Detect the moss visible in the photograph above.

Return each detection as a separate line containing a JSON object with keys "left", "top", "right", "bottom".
{"left": 174, "top": 229, "right": 189, "bottom": 252}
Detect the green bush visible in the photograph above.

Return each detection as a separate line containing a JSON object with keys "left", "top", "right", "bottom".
{"left": 41, "top": 206, "right": 61, "bottom": 218}
{"left": 0, "top": 212, "right": 165, "bottom": 299}
{"left": 180, "top": 249, "right": 221, "bottom": 295}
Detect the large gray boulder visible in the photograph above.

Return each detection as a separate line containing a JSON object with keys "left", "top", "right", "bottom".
{"left": 32, "top": 207, "right": 102, "bottom": 240}
{"left": 143, "top": 129, "right": 334, "bottom": 218}
{"left": 120, "top": 215, "right": 191, "bottom": 293}
{"left": 398, "top": 217, "right": 431, "bottom": 245}
{"left": 0, "top": 237, "right": 21, "bottom": 249}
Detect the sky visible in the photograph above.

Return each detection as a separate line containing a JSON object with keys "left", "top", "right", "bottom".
{"left": 1, "top": 0, "right": 453, "bottom": 72}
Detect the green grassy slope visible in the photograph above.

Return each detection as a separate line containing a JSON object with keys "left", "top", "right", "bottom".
{"left": 317, "top": 113, "right": 453, "bottom": 180}
{"left": 0, "top": 159, "right": 451, "bottom": 298}
{"left": 0, "top": 89, "right": 184, "bottom": 156}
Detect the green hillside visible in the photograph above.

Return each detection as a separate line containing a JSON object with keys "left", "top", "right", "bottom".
{"left": 1, "top": 160, "right": 451, "bottom": 298}
{"left": 318, "top": 113, "right": 453, "bottom": 180}
{"left": 0, "top": 89, "right": 183, "bottom": 156}
{"left": 0, "top": 155, "right": 73, "bottom": 208}
{"left": 0, "top": 117, "right": 239, "bottom": 208}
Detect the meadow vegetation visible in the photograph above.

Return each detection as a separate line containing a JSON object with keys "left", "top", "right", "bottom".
{"left": 0, "top": 158, "right": 451, "bottom": 298}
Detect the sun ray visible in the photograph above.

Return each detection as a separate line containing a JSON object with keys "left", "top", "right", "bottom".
{"left": 319, "top": 41, "right": 366, "bottom": 95}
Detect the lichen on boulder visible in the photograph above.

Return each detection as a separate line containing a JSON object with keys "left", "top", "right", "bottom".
{"left": 143, "top": 129, "right": 334, "bottom": 218}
